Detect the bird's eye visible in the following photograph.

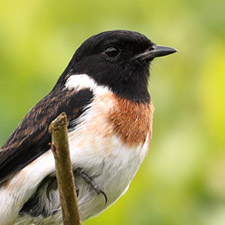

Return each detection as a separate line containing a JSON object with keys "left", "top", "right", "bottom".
{"left": 104, "top": 46, "right": 120, "bottom": 58}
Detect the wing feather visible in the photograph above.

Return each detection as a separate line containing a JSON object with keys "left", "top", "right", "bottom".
{"left": 0, "top": 87, "right": 93, "bottom": 185}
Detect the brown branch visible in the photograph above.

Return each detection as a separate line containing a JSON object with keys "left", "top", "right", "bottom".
{"left": 49, "top": 112, "right": 81, "bottom": 225}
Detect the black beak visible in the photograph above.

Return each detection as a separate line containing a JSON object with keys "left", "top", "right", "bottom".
{"left": 135, "top": 45, "right": 177, "bottom": 61}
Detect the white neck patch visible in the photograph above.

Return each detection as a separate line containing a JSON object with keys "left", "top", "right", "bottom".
{"left": 65, "top": 74, "right": 97, "bottom": 90}
{"left": 65, "top": 74, "right": 110, "bottom": 95}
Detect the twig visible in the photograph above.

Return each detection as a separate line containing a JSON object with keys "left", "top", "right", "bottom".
{"left": 49, "top": 112, "right": 81, "bottom": 225}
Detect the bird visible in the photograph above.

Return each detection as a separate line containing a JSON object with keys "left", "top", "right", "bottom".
{"left": 0, "top": 30, "right": 176, "bottom": 225}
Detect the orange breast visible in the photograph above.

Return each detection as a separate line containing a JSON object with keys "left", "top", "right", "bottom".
{"left": 108, "top": 95, "right": 154, "bottom": 147}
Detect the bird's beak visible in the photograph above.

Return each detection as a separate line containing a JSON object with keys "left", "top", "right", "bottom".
{"left": 134, "top": 45, "right": 177, "bottom": 61}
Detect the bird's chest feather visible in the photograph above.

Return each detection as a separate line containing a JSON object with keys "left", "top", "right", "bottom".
{"left": 69, "top": 92, "right": 153, "bottom": 172}
{"left": 67, "top": 92, "right": 153, "bottom": 219}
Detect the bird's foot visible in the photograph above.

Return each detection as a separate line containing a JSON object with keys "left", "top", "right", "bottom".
{"left": 75, "top": 167, "right": 108, "bottom": 203}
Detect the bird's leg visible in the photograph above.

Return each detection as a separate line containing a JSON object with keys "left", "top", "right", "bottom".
{"left": 75, "top": 167, "right": 108, "bottom": 203}
{"left": 75, "top": 185, "right": 80, "bottom": 197}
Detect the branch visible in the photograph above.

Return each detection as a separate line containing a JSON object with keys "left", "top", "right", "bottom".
{"left": 49, "top": 112, "right": 81, "bottom": 225}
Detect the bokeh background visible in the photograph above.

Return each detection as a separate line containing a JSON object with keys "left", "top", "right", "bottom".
{"left": 0, "top": 0, "right": 225, "bottom": 224}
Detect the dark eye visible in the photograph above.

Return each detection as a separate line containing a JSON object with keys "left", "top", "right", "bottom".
{"left": 105, "top": 46, "right": 120, "bottom": 58}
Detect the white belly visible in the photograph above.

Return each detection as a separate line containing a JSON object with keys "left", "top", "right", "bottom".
{"left": 12, "top": 133, "right": 149, "bottom": 225}
{"left": 70, "top": 134, "right": 150, "bottom": 221}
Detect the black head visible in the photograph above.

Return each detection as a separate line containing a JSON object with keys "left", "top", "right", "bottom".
{"left": 56, "top": 30, "right": 176, "bottom": 103}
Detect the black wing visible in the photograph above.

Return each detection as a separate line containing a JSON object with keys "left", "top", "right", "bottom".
{"left": 0, "top": 86, "right": 93, "bottom": 185}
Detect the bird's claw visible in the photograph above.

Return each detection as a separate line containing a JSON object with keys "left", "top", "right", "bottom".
{"left": 75, "top": 167, "right": 108, "bottom": 204}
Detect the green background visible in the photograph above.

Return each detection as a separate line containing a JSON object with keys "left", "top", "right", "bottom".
{"left": 0, "top": 0, "right": 225, "bottom": 225}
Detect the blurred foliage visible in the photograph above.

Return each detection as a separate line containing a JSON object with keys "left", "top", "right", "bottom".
{"left": 0, "top": 0, "right": 225, "bottom": 225}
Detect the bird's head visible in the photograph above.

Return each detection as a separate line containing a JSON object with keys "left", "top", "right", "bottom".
{"left": 56, "top": 30, "right": 176, "bottom": 103}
